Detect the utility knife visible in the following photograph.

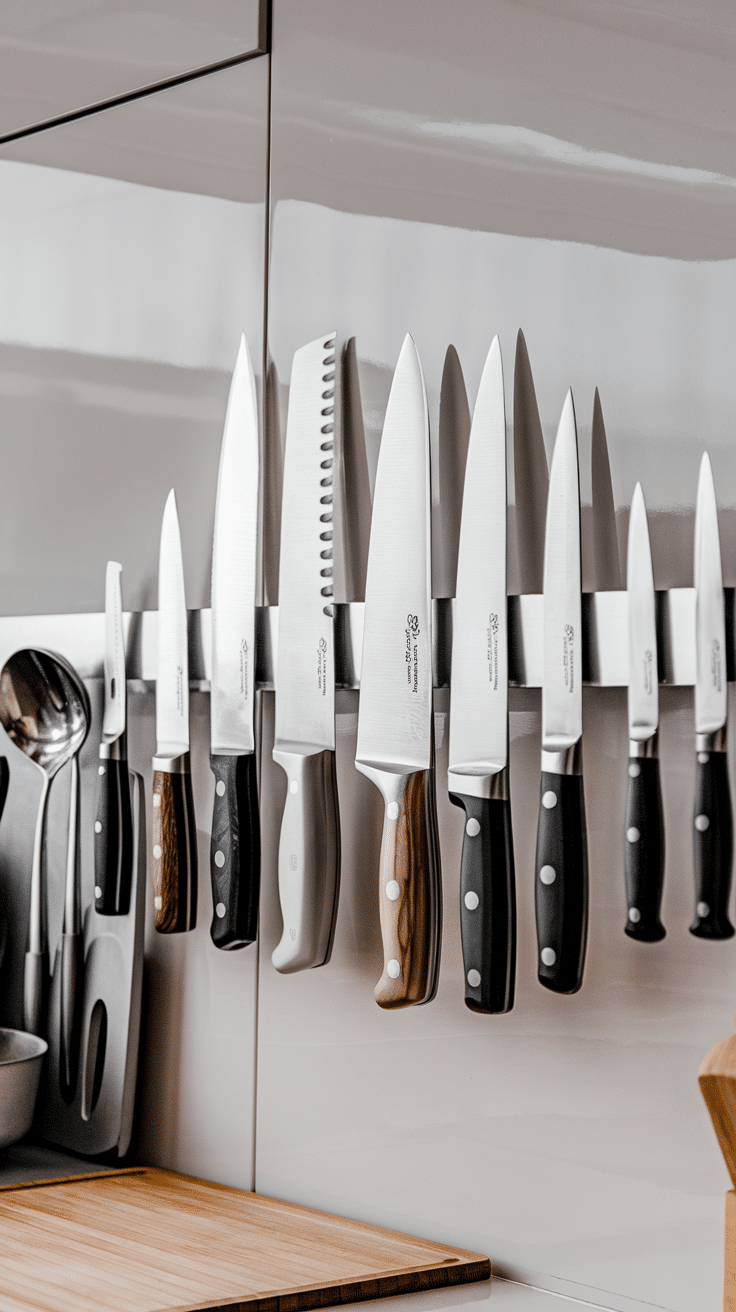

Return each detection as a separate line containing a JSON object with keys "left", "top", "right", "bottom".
{"left": 356, "top": 334, "right": 442, "bottom": 1009}
{"left": 448, "top": 337, "right": 515, "bottom": 1014}
{"left": 94, "top": 560, "right": 133, "bottom": 916}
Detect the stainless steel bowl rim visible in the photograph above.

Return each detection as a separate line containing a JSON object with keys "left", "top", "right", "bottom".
{"left": 0, "top": 1027, "right": 48, "bottom": 1065}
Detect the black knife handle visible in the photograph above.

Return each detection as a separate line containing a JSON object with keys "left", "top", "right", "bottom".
{"left": 624, "top": 757, "right": 665, "bottom": 942}
{"left": 94, "top": 757, "right": 133, "bottom": 916}
{"left": 449, "top": 791, "right": 516, "bottom": 1014}
{"left": 535, "top": 771, "right": 588, "bottom": 994}
{"left": 209, "top": 753, "right": 261, "bottom": 950}
{"left": 690, "top": 749, "right": 734, "bottom": 939}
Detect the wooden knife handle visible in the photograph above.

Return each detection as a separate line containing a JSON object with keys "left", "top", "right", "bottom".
{"left": 152, "top": 768, "right": 198, "bottom": 933}
{"left": 209, "top": 752, "right": 261, "bottom": 950}
{"left": 368, "top": 767, "right": 442, "bottom": 1010}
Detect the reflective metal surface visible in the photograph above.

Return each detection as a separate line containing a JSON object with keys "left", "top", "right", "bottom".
{"left": 0, "top": 1028, "right": 47, "bottom": 1151}
{"left": 0, "top": 649, "right": 89, "bottom": 778}
{"left": 101, "top": 561, "right": 126, "bottom": 747}
{"left": 541, "top": 392, "right": 583, "bottom": 754}
{"left": 627, "top": 483, "right": 658, "bottom": 743}
{"left": 155, "top": 489, "right": 189, "bottom": 759}
{"left": 694, "top": 452, "right": 727, "bottom": 736}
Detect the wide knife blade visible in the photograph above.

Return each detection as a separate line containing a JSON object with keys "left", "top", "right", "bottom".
{"left": 94, "top": 561, "right": 133, "bottom": 916}
{"left": 209, "top": 335, "right": 261, "bottom": 951}
{"left": 448, "top": 336, "right": 515, "bottom": 1014}
{"left": 356, "top": 333, "right": 441, "bottom": 1009}
{"left": 691, "top": 452, "right": 733, "bottom": 939}
{"left": 271, "top": 332, "right": 340, "bottom": 974}
{"left": 535, "top": 390, "right": 588, "bottom": 994}
{"left": 152, "top": 488, "right": 197, "bottom": 933}
{"left": 623, "top": 483, "right": 665, "bottom": 941}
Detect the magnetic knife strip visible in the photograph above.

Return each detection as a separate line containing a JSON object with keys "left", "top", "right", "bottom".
{"left": 0, "top": 587, "right": 727, "bottom": 688}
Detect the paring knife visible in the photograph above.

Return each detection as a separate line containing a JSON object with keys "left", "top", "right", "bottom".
{"left": 94, "top": 561, "right": 133, "bottom": 916}
{"left": 624, "top": 483, "right": 665, "bottom": 941}
{"left": 691, "top": 452, "right": 733, "bottom": 939}
{"left": 535, "top": 390, "right": 588, "bottom": 994}
{"left": 355, "top": 333, "right": 442, "bottom": 1009}
{"left": 152, "top": 489, "right": 197, "bottom": 933}
{"left": 272, "top": 333, "right": 341, "bottom": 973}
{"left": 209, "top": 335, "right": 261, "bottom": 950}
{"left": 448, "top": 337, "right": 515, "bottom": 1014}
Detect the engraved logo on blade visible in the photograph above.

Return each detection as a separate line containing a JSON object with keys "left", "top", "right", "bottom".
{"left": 642, "top": 648, "right": 654, "bottom": 697}
{"left": 487, "top": 613, "right": 499, "bottom": 690}
{"left": 176, "top": 664, "right": 184, "bottom": 715}
{"left": 317, "top": 636, "right": 328, "bottom": 695}
{"left": 240, "top": 639, "right": 249, "bottom": 701}
{"left": 563, "top": 625, "right": 575, "bottom": 694}
{"left": 711, "top": 638, "right": 723, "bottom": 693}
{"left": 405, "top": 613, "right": 420, "bottom": 693}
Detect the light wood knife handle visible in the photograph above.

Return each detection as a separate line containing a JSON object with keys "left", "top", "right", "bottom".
{"left": 152, "top": 767, "right": 198, "bottom": 933}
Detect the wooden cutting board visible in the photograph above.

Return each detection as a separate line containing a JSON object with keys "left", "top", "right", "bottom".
{"left": 0, "top": 1166, "right": 490, "bottom": 1312}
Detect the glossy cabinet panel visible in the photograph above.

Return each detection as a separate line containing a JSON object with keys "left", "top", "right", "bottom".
{"left": 0, "top": 1, "right": 265, "bottom": 139}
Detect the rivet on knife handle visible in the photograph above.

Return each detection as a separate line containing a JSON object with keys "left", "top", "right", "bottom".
{"left": 271, "top": 747, "right": 340, "bottom": 973}
{"left": 209, "top": 752, "right": 260, "bottom": 949}
{"left": 624, "top": 746, "right": 665, "bottom": 941}
{"left": 535, "top": 751, "right": 588, "bottom": 995}
{"left": 691, "top": 743, "right": 734, "bottom": 939}
{"left": 450, "top": 776, "right": 515, "bottom": 1014}
{"left": 152, "top": 755, "right": 197, "bottom": 933}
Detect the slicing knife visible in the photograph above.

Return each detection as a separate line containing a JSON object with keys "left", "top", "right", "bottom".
{"left": 355, "top": 333, "right": 442, "bottom": 1009}
{"left": 513, "top": 330, "right": 548, "bottom": 595}
{"left": 94, "top": 561, "right": 133, "bottom": 916}
{"left": 624, "top": 483, "right": 665, "bottom": 941}
{"left": 590, "top": 389, "right": 622, "bottom": 593}
{"left": 535, "top": 390, "right": 588, "bottom": 994}
{"left": 691, "top": 452, "right": 733, "bottom": 939}
{"left": 272, "top": 332, "right": 341, "bottom": 973}
{"left": 209, "top": 335, "right": 261, "bottom": 950}
{"left": 152, "top": 489, "right": 197, "bottom": 933}
{"left": 448, "top": 337, "right": 515, "bottom": 1014}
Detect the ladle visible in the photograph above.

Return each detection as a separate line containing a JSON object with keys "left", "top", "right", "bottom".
{"left": 0, "top": 650, "right": 90, "bottom": 1050}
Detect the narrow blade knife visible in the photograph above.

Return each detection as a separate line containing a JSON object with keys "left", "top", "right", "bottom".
{"left": 448, "top": 337, "right": 515, "bottom": 1014}
{"left": 691, "top": 452, "right": 733, "bottom": 939}
{"left": 94, "top": 561, "right": 133, "bottom": 916}
{"left": 152, "top": 489, "right": 197, "bottom": 933}
{"left": 624, "top": 483, "right": 665, "bottom": 941}
{"left": 590, "top": 389, "right": 622, "bottom": 591}
{"left": 535, "top": 390, "right": 588, "bottom": 994}
{"left": 513, "top": 330, "right": 548, "bottom": 595}
{"left": 272, "top": 332, "right": 341, "bottom": 973}
{"left": 209, "top": 335, "right": 261, "bottom": 950}
{"left": 356, "top": 333, "right": 441, "bottom": 1009}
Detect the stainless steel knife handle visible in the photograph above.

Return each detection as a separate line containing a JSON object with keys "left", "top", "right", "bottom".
{"left": 271, "top": 747, "right": 340, "bottom": 973}
{"left": 535, "top": 747, "right": 588, "bottom": 995}
{"left": 152, "top": 753, "right": 198, "bottom": 933}
{"left": 209, "top": 752, "right": 260, "bottom": 950}
{"left": 449, "top": 773, "right": 516, "bottom": 1014}
{"left": 356, "top": 763, "right": 442, "bottom": 1009}
{"left": 691, "top": 744, "right": 734, "bottom": 939}
{"left": 624, "top": 743, "right": 665, "bottom": 942}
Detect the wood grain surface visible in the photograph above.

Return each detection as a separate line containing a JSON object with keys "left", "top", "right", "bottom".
{"left": 375, "top": 770, "right": 438, "bottom": 1010}
{"left": 0, "top": 1168, "right": 490, "bottom": 1312}
{"left": 699, "top": 1030, "right": 736, "bottom": 1188}
{"left": 152, "top": 770, "right": 197, "bottom": 933}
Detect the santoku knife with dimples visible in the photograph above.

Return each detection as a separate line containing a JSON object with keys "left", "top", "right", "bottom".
{"left": 535, "top": 390, "right": 588, "bottom": 994}
{"left": 272, "top": 333, "right": 341, "bottom": 973}
{"left": 690, "top": 452, "right": 733, "bottom": 939}
{"left": 448, "top": 337, "right": 515, "bottom": 1014}
{"left": 94, "top": 560, "right": 133, "bottom": 916}
{"left": 209, "top": 335, "right": 261, "bottom": 950}
{"left": 152, "top": 489, "right": 197, "bottom": 933}
{"left": 355, "top": 333, "right": 441, "bottom": 1009}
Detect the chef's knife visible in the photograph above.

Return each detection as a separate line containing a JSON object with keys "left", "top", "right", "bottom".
{"left": 691, "top": 452, "right": 733, "bottom": 939}
{"left": 356, "top": 334, "right": 441, "bottom": 1009}
{"left": 210, "top": 335, "right": 261, "bottom": 950}
{"left": 535, "top": 390, "right": 588, "bottom": 994}
{"left": 152, "top": 489, "right": 197, "bottom": 933}
{"left": 272, "top": 333, "right": 341, "bottom": 973}
{"left": 448, "top": 336, "right": 515, "bottom": 1014}
{"left": 624, "top": 482, "right": 665, "bottom": 941}
{"left": 94, "top": 561, "right": 133, "bottom": 916}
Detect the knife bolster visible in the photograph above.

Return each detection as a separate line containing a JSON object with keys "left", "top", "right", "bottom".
{"left": 100, "top": 734, "right": 127, "bottom": 762}
{"left": 541, "top": 742, "right": 582, "bottom": 776}
{"left": 447, "top": 767, "right": 508, "bottom": 801}
{"left": 629, "top": 732, "right": 658, "bottom": 759}
{"left": 697, "top": 726, "right": 727, "bottom": 754}
{"left": 153, "top": 752, "right": 191, "bottom": 774}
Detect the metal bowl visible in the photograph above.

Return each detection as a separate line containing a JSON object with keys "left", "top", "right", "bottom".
{"left": 0, "top": 1028, "right": 47, "bottom": 1150}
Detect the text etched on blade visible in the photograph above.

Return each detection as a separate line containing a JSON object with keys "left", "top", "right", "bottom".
{"left": 240, "top": 638, "right": 249, "bottom": 701}
{"left": 563, "top": 625, "right": 575, "bottom": 693}
{"left": 176, "top": 664, "right": 184, "bottom": 716}
{"left": 711, "top": 638, "right": 723, "bottom": 693}
{"left": 405, "top": 614, "right": 420, "bottom": 693}
{"left": 317, "top": 637, "right": 328, "bottom": 695}
{"left": 642, "top": 648, "right": 654, "bottom": 697}
{"left": 487, "top": 613, "right": 499, "bottom": 690}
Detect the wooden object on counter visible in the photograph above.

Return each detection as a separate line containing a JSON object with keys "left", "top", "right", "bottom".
{"left": 0, "top": 1166, "right": 490, "bottom": 1312}
{"left": 699, "top": 1031, "right": 736, "bottom": 1188}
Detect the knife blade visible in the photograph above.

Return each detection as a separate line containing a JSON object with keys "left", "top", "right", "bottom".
{"left": 209, "top": 335, "right": 261, "bottom": 951}
{"left": 590, "top": 389, "right": 622, "bottom": 592}
{"left": 355, "top": 333, "right": 441, "bottom": 1009}
{"left": 535, "top": 389, "right": 588, "bottom": 994}
{"left": 691, "top": 452, "right": 733, "bottom": 939}
{"left": 271, "top": 332, "right": 341, "bottom": 973}
{"left": 513, "top": 330, "right": 548, "bottom": 595}
{"left": 624, "top": 482, "right": 665, "bottom": 941}
{"left": 94, "top": 561, "right": 133, "bottom": 916}
{"left": 152, "top": 488, "right": 197, "bottom": 933}
{"left": 448, "top": 336, "right": 515, "bottom": 1014}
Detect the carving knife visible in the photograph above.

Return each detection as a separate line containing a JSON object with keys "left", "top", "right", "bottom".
{"left": 535, "top": 390, "right": 588, "bottom": 994}
{"left": 272, "top": 332, "right": 341, "bottom": 973}
{"left": 94, "top": 561, "right": 133, "bottom": 916}
{"left": 590, "top": 389, "right": 622, "bottom": 592}
{"left": 513, "top": 330, "right": 548, "bottom": 595}
{"left": 209, "top": 335, "right": 261, "bottom": 950}
{"left": 691, "top": 452, "right": 733, "bottom": 939}
{"left": 355, "top": 333, "right": 442, "bottom": 1009}
{"left": 624, "top": 483, "right": 665, "bottom": 941}
{"left": 152, "top": 489, "right": 197, "bottom": 933}
{"left": 448, "top": 337, "right": 515, "bottom": 1014}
